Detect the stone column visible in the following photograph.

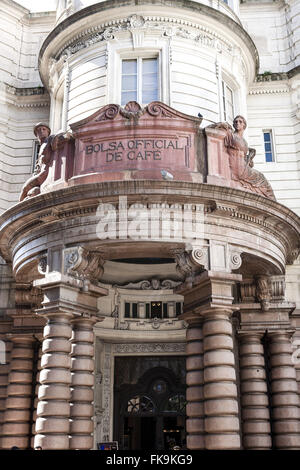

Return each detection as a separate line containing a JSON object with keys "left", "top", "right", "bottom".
{"left": 268, "top": 330, "right": 300, "bottom": 449}
{"left": 70, "top": 316, "right": 97, "bottom": 450}
{"left": 34, "top": 313, "right": 72, "bottom": 450}
{"left": 202, "top": 309, "right": 241, "bottom": 450}
{"left": 238, "top": 332, "right": 272, "bottom": 449}
{"left": 2, "top": 335, "right": 35, "bottom": 449}
{"left": 185, "top": 320, "right": 204, "bottom": 450}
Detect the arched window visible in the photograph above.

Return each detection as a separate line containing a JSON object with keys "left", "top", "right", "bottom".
{"left": 163, "top": 394, "right": 186, "bottom": 414}
{"left": 126, "top": 395, "right": 155, "bottom": 415}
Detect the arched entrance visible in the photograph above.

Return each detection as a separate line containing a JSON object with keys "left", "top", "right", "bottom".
{"left": 114, "top": 357, "right": 186, "bottom": 450}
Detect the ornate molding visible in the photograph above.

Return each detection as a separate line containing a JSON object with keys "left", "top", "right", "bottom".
{"left": 64, "top": 246, "right": 105, "bottom": 283}
{"left": 255, "top": 276, "right": 272, "bottom": 311}
{"left": 38, "top": 256, "right": 48, "bottom": 275}
{"left": 15, "top": 284, "right": 43, "bottom": 307}
{"left": 112, "top": 342, "right": 185, "bottom": 354}
{"left": 54, "top": 14, "right": 236, "bottom": 61}
{"left": 116, "top": 278, "right": 181, "bottom": 290}
{"left": 229, "top": 251, "right": 242, "bottom": 270}
{"left": 239, "top": 275, "right": 286, "bottom": 310}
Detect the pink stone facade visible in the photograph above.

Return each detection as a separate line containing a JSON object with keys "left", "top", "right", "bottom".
{"left": 0, "top": 104, "right": 300, "bottom": 450}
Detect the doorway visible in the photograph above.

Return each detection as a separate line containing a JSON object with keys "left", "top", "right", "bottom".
{"left": 114, "top": 356, "right": 186, "bottom": 450}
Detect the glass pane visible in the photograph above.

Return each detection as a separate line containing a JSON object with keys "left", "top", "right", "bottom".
{"left": 121, "top": 91, "right": 137, "bottom": 105}
{"left": 127, "top": 396, "right": 155, "bottom": 414}
{"left": 142, "top": 58, "right": 158, "bottom": 104}
{"left": 143, "top": 74, "right": 158, "bottom": 87}
{"left": 122, "top": 59, "right": 137, "bottom": 74}
{"left": 143, "top": 89, "right": 158, "bottom": 103}
{"left": 125, "top": 303, "right": 130, "bottom": 318}
{"left": 264, "top": 132, "right": 270, "bottom": 142}
{"left": 264, "top": 142, "right": 272, "bottom": 152}
{"left": 122, "top": 75, "right": 137, "bottom": 92}
{"left": 265, "top": 152, "right": 273, "bottom": 162}
{"left": 143, "top": 58, "right": 158, "bottom": 74}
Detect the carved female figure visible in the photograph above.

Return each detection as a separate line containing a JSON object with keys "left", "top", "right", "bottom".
{"left": 19, "top": 123, "right": 53, "bottom": 201}
{"left": 224, "top": 116, "right": 275, "bottom": 200}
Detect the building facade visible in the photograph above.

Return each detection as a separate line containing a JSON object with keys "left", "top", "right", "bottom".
{"left": 0, "top": 0, "right": 299, "bottom": 450}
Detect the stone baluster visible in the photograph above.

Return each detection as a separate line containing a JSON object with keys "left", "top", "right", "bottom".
{"left": 202, "top": 309, "right": 241, "bottom": 450}
{"left": 185, "top": 320, "right": 204, "bottom": 450}
{"left": 268, "top": 330, "right": 300, "bottom": 449}
{"left": 238, "top": 332, "right": 272, "bottom": 449}
{"left": 70, "top": 316, "right": 97, "bottom": 450}
{"left": 2, "top": 335, "right": 35, "bottom": 449}
{"left": 34, "top": 313, "right": 73, "bottom": 450}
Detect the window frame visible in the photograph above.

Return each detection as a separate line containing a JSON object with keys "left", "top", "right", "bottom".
{"left": 120, "top": 54, "right": 160, "bottom": 106}
{"left": 221, "top": 80, "right": 235, "bottom": 124}
{"left": 263, "top": 129, "right": 276, "bottom": 163}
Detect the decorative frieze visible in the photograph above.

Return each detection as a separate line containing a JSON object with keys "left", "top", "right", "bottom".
{"left": 239, "top": 276, "right": 286, "bottom": 307}
{"left": 55, "top": 14, "right": 236, "bottom": 62}
{"left": 117, "top": 278, "right": 181, "bottom": 290}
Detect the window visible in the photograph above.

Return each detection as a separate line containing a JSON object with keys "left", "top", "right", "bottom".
{"left": 121, "top": 57, "right": 159, "bottom": 106}
{"left": 263, "top": 130, "right": 275, "bottom": 162}
{"left": 222, "top": 81, "right": 234, "bottom": 124}
{"left": 32, "top": 141, "right": 41, "bottom": 172}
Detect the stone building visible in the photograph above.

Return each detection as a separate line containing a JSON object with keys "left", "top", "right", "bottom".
{"left": 0, "top": 0, "right": 299, "bottom": 450}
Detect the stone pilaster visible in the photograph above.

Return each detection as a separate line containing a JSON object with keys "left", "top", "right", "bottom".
{"left": 238, "top": 332, "right": 272, "bottom": 449}
{"left": 268, "top": 330, "right": 300, "bottom": 449}
{"left": 202, "top": 309, "right": 240, "bottom": 450}
{"left": 2, "top": 335, "right": 35, "bottom": 449}
{"left": 34, "top": 314, "right": 73, "bottom": 450}
{"left": 70, "top": 316, "right": 97, "bottom": 450}
{"left": 185, "top": 321, "right": 204, "bottom": 450}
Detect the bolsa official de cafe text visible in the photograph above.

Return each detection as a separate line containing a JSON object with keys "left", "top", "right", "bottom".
{"left": 85, "top": 138, "right": 184, "bottom": 162}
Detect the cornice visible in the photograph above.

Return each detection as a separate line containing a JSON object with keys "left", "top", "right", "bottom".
{"left": 249, "top": 87, "right": 290, "bottom": 95}
{"left": 0, "top": 181, "right": 299, "bottom": 265}
{"left": 5, "top": 84, "right": 50, "bottom": 108}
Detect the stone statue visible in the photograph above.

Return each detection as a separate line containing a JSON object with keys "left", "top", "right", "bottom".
{"left": 19, "top": 123, "right": 53, "bottom": 201}
{"left": 224, "top": 116, "right": 276, "bottom": 200}
{"left": 19, "top": 123, "right": 71, "bottom": 202}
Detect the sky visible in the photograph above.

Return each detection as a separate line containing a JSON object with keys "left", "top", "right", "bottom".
{"left": 15, "top": 0, "right": 56, "bottom": 11}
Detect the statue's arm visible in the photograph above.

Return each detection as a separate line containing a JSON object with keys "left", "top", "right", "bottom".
{"left": 246, "top": 147, "right": 256, "bottom": 167}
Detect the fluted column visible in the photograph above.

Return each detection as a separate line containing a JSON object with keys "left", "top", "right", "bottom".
{"left": 185, "top": 321, "right": 204, "bottom": 450}
{"left": 268, "top": 330, "right": 300, "bottom": 449}
{"left": 34, "top": 313, "right": 72, "bottom": 450}
{"left": 238, "top": 332, "right": 272, "bottom": 449}
{"left": 202, "top": 309, "right": 241, "bottom": 450}
{"left": 70, "top": 316, "right": 97, "bottom": 450}
{"left": 2, "top": 335, "right": 35, "bottom": 449}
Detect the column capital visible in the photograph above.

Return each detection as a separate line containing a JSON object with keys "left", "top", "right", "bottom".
{"left": 266, "top": 329, "right": 296, "bottom": 341}
{"left": 178, "top": 271, "right": 240, "bottom": 323}
{"left": 34, "top": 273, "right": 108, "bottom": 320}
{"left": 5, "top": 333, "right": 37, "bottom": 344}
{"left": 71, "top": 314, "right": 99, "bottom": 327}
{"left": 237, "top": 330, "right": 266, "bottom": 342}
